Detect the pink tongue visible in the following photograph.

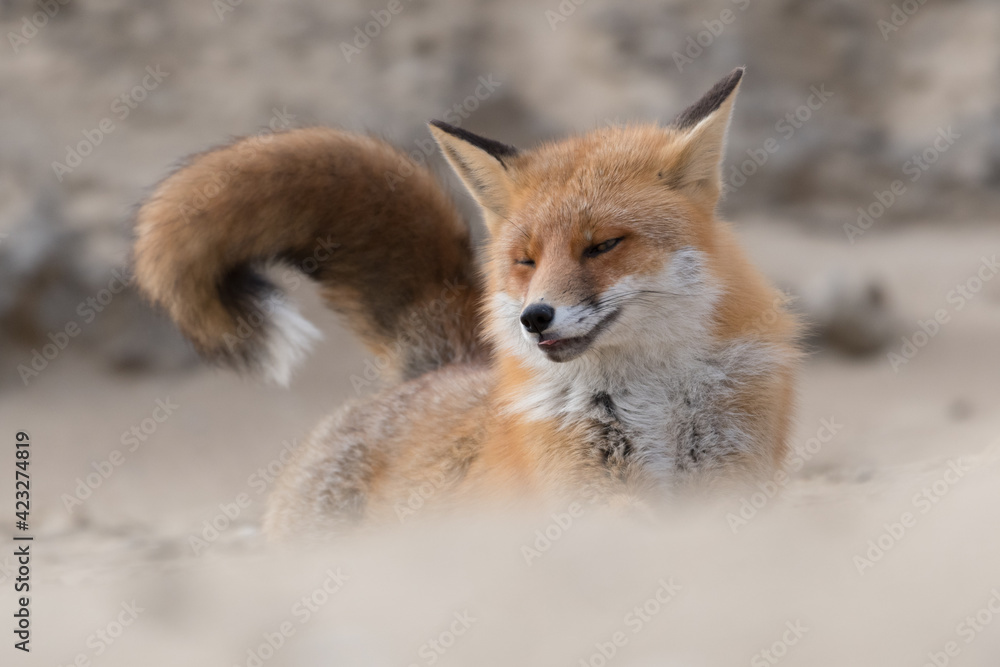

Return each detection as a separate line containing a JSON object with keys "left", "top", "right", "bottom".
{"left": 538, "top": 339, "right": 559, "bottom": 346}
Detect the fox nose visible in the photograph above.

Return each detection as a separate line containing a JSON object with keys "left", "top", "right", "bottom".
{"left": 520, "top": 303, "right": 555, "bottom": 334}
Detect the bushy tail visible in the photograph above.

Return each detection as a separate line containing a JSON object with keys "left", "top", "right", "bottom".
{"left": 133, "top": 128, "right": 486, "bottom": 386}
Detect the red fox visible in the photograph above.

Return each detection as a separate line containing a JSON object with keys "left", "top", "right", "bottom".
{"left": 133, "top": 68, "right": 799, "bottom": 536}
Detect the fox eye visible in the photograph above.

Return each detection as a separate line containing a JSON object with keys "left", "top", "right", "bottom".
{"left": 583, "top": 237, "right": 623, "bottom": 258}
{"left": 515, "top": 258, "right": 536, "bottom": 267}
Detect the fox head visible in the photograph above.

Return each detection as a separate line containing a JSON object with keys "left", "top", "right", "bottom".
{"left": 429, "top": 68, "right": 745, "bottom": 368}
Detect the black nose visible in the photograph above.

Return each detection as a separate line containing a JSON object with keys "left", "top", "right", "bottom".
{"left": 520, "top": 303, "right": 555, "bottom": 334}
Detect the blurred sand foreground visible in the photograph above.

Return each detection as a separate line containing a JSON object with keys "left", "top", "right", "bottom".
{"left": 2, "top": 218, "right": 1000, "bottom": 666}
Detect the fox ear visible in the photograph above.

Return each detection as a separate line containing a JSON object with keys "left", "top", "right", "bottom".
{"left": 662, "top": 67, "right": 744, "bottom": 208}
{"left": 428, "top": 120, "right": 519, "bottom": 223}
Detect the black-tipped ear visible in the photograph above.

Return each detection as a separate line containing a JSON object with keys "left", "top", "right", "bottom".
{"left": 429, "top": 120, "right": 519, "bottom": 167}
{"left": 428, "top": 121, "right": 520, "bottom": 226}
{"left": 671, "top": 67, "right": 744, "bottom": 131}
{"left": 660, "top": 68, "right": 745, "bottom": 210}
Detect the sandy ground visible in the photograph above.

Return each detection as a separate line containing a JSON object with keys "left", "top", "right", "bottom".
{"left": 2, "top": 217, "right": 1000, "bottom": 665}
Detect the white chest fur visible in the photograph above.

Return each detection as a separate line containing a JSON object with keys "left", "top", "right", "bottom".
{"left": 504, "top": 341, "right": 775, "bottom": 482}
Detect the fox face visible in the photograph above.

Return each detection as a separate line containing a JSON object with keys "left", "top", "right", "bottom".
{"left": 487, "top": 126, "right": 724, "bottom": 364}
{"left": 430, "top": 69, "right": 744, "bottom": 368}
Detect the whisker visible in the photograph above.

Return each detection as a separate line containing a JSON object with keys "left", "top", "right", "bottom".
{"left": 592, "top": 290, "right": 698, "bottom": 311}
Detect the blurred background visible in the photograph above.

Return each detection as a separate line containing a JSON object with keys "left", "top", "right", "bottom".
{"left": 1, "top": 1, "right": 999, "bottom": 665}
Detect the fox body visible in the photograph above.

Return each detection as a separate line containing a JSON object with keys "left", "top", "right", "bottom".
{"left": 133, "top": 69, "right": 799, "bottom": 536}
